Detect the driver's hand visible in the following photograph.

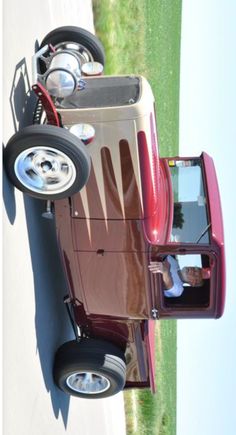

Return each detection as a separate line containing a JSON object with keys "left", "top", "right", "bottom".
{"left": 148, "top": 261, "right": 164, "bottom": 274}
{"left": 148, "top": 260, "right": 170, "bottom": 274}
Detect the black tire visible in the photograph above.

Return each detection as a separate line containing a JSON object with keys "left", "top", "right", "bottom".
{"left": 39, "top": 26, "right": 105, "bottom": 74}
{"left": 4, "top": 124, "right": 91, "bottom": 200}
{"left": 54, "top": 339, "right": 126, "bottom": 399}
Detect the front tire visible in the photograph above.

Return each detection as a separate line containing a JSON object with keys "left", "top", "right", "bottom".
{"left": 4, "top": 124, "right": 91, "bottom": 200}
{"left": 54, "top": 339, "right": 126, "bottom": 399}
{"left": 39, "top": 26, "right": 105, "bottom": 74}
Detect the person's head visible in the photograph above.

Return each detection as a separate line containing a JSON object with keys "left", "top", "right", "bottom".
{"left": 181, "top": 266, "right": 204, "bottom": 287}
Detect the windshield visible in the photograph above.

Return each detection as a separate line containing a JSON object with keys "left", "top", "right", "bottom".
{"left": 168, "top": 159, "right": 210, "bottom": 243}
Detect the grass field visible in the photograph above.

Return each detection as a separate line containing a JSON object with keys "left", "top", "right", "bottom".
{"left": 124, "top": 321, "right": 177, "bottom": 435}
{"left": 93, "top": 0, "right": 181, "bottom": 157}
{"left": 93, "top": 1, "right": 181, "bottom": 433}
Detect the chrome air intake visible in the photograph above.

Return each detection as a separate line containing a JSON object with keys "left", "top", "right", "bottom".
{"left": 44, "top": 50, "right": 82, "bottom": 98}
{"left": 32, "top": 44, "right": 104, "bottom": 99}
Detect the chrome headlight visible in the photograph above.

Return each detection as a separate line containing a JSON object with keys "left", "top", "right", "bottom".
{"left": 69, "top": 124, "right": 95, "bottom": 145}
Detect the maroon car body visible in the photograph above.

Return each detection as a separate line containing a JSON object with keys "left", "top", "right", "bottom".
{"left": 54, "top": 150, "right": 225, "bottom": 393}
{"left": 4, "top": 26, "right": 225, "bottom": 398}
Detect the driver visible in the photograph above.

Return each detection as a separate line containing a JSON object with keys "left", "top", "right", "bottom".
{"left": 148, "top": 255, "right": 210, "bottom": 297}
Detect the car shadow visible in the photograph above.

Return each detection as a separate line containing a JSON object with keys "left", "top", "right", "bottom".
{"left": 2, "top": 163, "right": 16, "bottom": 225}
{"left": 4, "top": 55, "right": 76, "bottom": 427}
{"left": 23, "top": 196, "right": 76, "bottom": 428}
{"left": 3, "top": 57, "right": 37, "bottom": 225}
{"left": 10, "top": 58, "right": 37, "bottom": 132}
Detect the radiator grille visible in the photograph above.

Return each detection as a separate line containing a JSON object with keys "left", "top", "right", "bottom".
{"left": 59, "top": 76, "right": 140, "bottom": 109}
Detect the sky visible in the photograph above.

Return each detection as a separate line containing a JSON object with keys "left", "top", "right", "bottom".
{"left": 177, "top": 1, "right": 236, "bottom": 434}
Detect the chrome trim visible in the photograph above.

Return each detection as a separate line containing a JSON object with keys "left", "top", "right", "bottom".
{"left": 32, "top": 45, "right": 49, "bottom": 85}
{"left": 66, "top": 371, "right": 111, "bottom": 394}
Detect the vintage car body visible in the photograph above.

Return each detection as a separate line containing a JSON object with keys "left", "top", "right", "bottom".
{"left": 4, "top": 26, "right": 226, "bottom": 399}
{"left": 53, "top": 113, "right": 225, "bottom": 392}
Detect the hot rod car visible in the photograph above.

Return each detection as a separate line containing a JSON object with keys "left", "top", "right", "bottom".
{"left": 4, "top": 27, "right": 225, "bottom": 399}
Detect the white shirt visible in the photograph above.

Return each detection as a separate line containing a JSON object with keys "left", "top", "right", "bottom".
{"left": 164, "top": 255, "right": 184, "bottom": 298}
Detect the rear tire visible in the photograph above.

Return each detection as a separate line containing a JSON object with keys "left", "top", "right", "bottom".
{"left": 54, "top": 339, "right": 126, "bottom": 399}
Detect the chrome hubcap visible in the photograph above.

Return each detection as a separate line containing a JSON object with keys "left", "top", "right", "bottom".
{"left": 53, "top": 41, "right": 94, "bottom": 64}
{"left": 66, "top": 372, "right": 111, "bottom": 395}
{"left": 14, "top": 146, "right": 76, "bottom": 194}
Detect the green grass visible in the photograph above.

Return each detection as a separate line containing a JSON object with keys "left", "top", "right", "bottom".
{"left": 93, "top": 1, "right": 181, "bottom": 433}
{"left": 144, "top": 0, "right": 182, "bottom": 156}
{"left": 93, "top": 0, "right": 146, "bottom": 75}
{"left": 124, "top": 321, "right": 177, "bottom": 435}
{"left": 93, "top": 0, "right": 181, "bottom": 157}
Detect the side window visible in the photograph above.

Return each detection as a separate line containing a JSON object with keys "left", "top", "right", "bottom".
{"left": 163, "top": 254, "right": 210, "bottom": 308}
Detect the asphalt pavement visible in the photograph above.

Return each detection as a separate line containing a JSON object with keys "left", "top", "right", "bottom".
{"left": 2, "top": 1, "right": 126, "bottom": 434}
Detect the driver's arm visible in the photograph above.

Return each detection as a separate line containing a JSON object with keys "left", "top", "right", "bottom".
{"left": 148, "top": 260, "right": 174, "bottom": 290}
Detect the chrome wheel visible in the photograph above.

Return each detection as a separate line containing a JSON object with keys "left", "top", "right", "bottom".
{"left": 52, "top": 41, "right": 95, "bottom": 64}
{"left": 53, "top": 339, "right": 126, "bottom": 399}
{"left": 39, "top": 26, "right": 105, "bottom": 75}
{"left": 4, "top": 125, "right": 91, "bottom": 200}
{"left": 66, "top": 371, "right": 111, "bottom": 395}
{"left": 14, "top": 146, "right": 76, "bottom": 195}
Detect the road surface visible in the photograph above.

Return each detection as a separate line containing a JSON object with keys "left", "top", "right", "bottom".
{"left": 2, "top": 1, "right": 126, "bottom": 434}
